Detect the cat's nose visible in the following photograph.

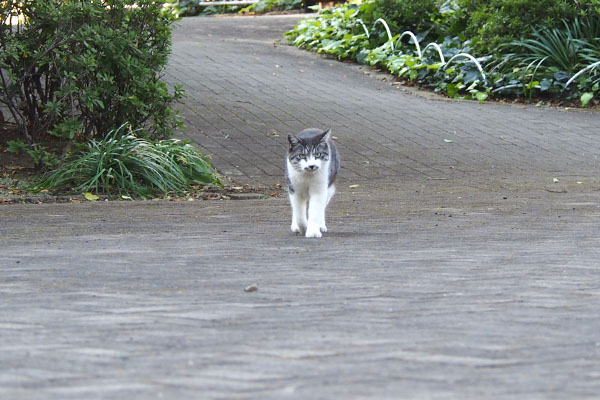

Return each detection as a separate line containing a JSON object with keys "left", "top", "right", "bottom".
{"left": 305, "top": 165, "right": 319, "bottom": 171}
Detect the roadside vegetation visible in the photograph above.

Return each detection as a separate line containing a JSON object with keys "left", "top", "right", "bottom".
{"left": 285, "top": 0, "right": 600, "bottom": 106}
{"left": 0, "top": 0, "right": 220, "bottom": 200}
{"left": 163, "top": 0, "right": 305, "bottom": 17}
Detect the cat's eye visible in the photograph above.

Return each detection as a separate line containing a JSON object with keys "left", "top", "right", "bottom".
{"left": 315, "top": 153, "right": 322, "bottom": 158}
{"left": 299, "top": 154, "right": 307, "bottom": 159}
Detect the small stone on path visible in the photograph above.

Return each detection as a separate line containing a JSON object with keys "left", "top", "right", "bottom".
{"left": 244, "top": 283, "right": 258, "bottom": 293}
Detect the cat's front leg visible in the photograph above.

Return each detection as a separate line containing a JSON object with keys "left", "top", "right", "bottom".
{"left": 289, "top": 192, "right": 307, "bottom": 234}
{"left": 305, "top": 192, "right": 327, "bottom": 238}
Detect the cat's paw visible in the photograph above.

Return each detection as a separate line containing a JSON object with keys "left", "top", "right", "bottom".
{"left": 291, "top": 223, "right": 305, "bottom": 235}
{"left": 320, "top": 225, "right": 328, "bottom": 233}
{"left": 305, "top": 227, "right": 322, "bottom": 238}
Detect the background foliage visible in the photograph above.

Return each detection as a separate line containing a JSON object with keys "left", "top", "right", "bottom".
{"left": 455, "top": 0, "right": 600, "bottom": 54}
{"left": 32, "top": 124, "right": 221, "bottom": 198}
{"left": 0, "top": 0, "right": 183, "bottom": 150}
{"left": 286, "top": 0, "right": 600, "bottom": 106}
{"left": 1, "top": 0, "right": 221, "bottom": 198}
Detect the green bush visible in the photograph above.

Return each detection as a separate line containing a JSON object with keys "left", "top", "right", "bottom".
{"left": 0, "top": 0, "right": 183, "bottom": 148}
{"left": 241, "top": 0, "right": 304, "bottom": 13}
{"left": 31, "top": 124, "right": 221, "bottom": 198}
{"left": 163, "top": 0, "right": 204, "bottom": 17}
{"left": 492, "top": 17, "right": 600, "bottom": 104}
{"left": 361, "top": 0, "right": 448, "bottom": 44}
{"left": 286, "top": 1, "right": 600, "bottom": 105}
{"left": 454, "top": 0, "right": 600, "bottom": 55}
{"left": 286, "top": 3, "right": 489, "bottom": 101}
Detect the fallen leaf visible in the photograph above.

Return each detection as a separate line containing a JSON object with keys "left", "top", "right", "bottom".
{"left": 349, "top": 184, "right": 360, "bottom": 189}
{"left": 83, "top": 192, "right": 99, "bottom": 201}
{"left": 553, "top": 178, "right": 559, "bottom": 183}
{"left": 443, "top": 139, "right": 454, "bottom": 143}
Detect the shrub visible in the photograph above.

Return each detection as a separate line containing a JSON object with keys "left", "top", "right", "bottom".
{"left": 31, "top": 124, "right": 221, "bottom": 198}
{"left": 453, "top": 0, "right": 600, "bottom": 55}
{"left": 285, "top": 3, "right": 489, "bottom": 101}
{"left": 361, "top": 0, "right": 448, "bottom": 44}
{"left": 163, "top": 0, "right": 204, "bottom": 17}
{"left": 241, "top": 0, "right": 304, "bottom": 14}
{"left": 286, "top": 1, "right": 600, "bottom": 105}
{"left": 0, "top": 0, "right": 183, "bottom": 148}
{"left": 492, "top": 17, "right": 600, "bottom": 104}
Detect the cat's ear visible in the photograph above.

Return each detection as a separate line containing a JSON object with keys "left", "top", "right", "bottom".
{"left": 288, "top": 134, "right": 300, "bottom": 149}
{"left": 320, "top": 128, "right": 332, "bottom": 141}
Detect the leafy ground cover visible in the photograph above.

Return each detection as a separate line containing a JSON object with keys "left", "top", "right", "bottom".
{"left": 285, "top": 1, "right": 600, "bottom": 107}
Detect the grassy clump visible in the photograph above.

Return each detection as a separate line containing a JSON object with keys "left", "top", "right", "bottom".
{"left": 31, "top": 125, "right": 220, "bottom": 198}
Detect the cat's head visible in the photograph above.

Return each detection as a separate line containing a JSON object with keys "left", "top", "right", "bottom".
{"left": 287, "top": 128, "right": 331, "bottom": 173}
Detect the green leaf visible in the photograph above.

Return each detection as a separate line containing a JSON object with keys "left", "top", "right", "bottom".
{"left": 539, "top": 78, "right": 552, "bottom": 91}
{"left": 6, "top": 140, "right": 29, "bottom": 154}
{"left": 581, "top": 92, "right": 594, "bottom": 107}
{"left": 446, "top": 83, "right": 459, "bottom": 98}
{"left": 426, "top": 63, "right": 443, "bottom": 71}
{"left": 475, "top": 91, "right": 488, "bottom": 103}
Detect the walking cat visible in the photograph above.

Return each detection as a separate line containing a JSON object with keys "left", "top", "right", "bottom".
{"left": 286, "top": 128, "right": 340, "bottom": 238}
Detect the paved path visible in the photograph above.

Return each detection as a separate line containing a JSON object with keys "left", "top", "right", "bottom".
{"left": 2, "top": 15, "right": 600, "bottom": 399}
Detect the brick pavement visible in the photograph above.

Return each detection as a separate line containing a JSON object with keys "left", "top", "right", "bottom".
{"left": 166, "top": 15, "right": 599, "bottom": 188}
{"left": 1, "top": 15, "right": 600, "bottom": 400}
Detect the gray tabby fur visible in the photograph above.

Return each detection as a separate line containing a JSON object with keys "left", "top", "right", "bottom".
{"left": 286, "top": 128, "right": 340, "bottom": 238}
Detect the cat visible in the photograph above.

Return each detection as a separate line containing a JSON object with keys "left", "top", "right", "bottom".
{"left": 286, "top": 128, "right": 340, "bottom": 238}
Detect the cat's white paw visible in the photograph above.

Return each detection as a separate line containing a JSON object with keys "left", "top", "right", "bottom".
{"left": 291, "top": 223, "right": 305, "bottom": 234}
{"left": 305, "top": 227, "right": 322, "bottom": 238}
{"left": 320, "top": 225, "right": 328, "bottom": 233}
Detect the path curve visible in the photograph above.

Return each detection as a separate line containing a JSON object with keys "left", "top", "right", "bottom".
{"left": 167, "top": 15, "right": 599, "bottom": 188}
